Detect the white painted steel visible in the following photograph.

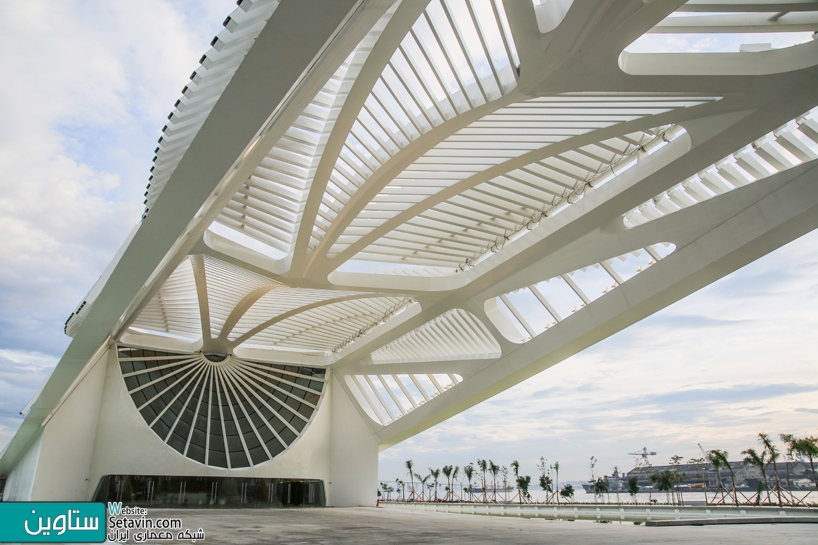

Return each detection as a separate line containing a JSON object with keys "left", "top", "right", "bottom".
{"left": 4, "top": 1, "right": 818, "bottom": 503}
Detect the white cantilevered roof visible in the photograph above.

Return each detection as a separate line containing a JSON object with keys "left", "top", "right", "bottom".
{"left": 4, "top": 0, "right": 818, "bottom": 471}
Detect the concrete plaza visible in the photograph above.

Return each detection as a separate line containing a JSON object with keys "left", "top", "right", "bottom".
{"left": 135, "top": 507, "right": 815, "bottom": 544}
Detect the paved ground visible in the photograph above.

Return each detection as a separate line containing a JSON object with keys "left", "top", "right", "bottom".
{"left": 120, "top": 507, "right": 815, "bottom": 544}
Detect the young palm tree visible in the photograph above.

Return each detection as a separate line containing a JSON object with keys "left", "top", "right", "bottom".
{"left": 489, "top": 460, "right": 500, "bottom": 502}
{"left": 442, "top": 465, "right": 453, "bottom": 502}
{"left": 517, "top": 475, "right": 532, "bottom": 504}
{"left": 510, "top": 460, "right": 520, "bottom": 502}
{"left": 451, "top": 465, "right": 460, "bottom": 501}
{"left": 759, "top": 433, "right": 783, "bottom": 506}
{"left": 781, "top": 433, "right": 796, "bottom": 497}
{"left": 416, "top": 473, "right": 430, "bottom": 502}
{"left": 709, "top": 449, "right": 738, "bottom": 506}
{"left": 429, "top": 467, "right": 441, "bottom": 501}
{"left": 706, "top": 449, "right": 727, "bottom": 501}
{"left": 649, "top": 471, "right": 674, "bottom": 504}
{"left": 627, "top": 476, "right": 639, "bottom": 503}
{"left": 464, "top": 463, "right": 475, "bottom": 502}
{"left": 553, "top": 461, "right": 560, "bottom": 505}
{"left": 406, "top": 460, "right": 416, "bottom": 502}
{"left": 501, "top": 466, "right": 509, "bottom": 503}
{"left": 742, "top": 447, "right": 768, "bottom": 504}
{"left": 477, "top": 459, "right": 488, "bottom": 502}
{"left": 792, "top": 437, "right": 818, "bottom": 490}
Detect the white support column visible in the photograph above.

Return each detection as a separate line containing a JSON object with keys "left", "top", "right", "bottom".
{"left": 328, "top": 375, "right": 379, "bottom": 507}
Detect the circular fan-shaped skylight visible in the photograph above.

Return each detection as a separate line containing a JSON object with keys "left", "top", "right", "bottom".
{"left": 118, "top": 346, "right": 326, "bottom": 469}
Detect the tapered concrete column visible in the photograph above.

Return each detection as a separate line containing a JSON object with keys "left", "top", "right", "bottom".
{"left": 328, "top": 376, "right": 379, "bottom": 507}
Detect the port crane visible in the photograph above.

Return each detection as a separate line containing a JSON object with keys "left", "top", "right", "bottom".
{"left": 629, "top": 447, "right": 657, "bottom": 462}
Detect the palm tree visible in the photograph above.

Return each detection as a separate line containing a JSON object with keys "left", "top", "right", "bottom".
{"left": 592, "top": 476, "right": 610, "bottom": 503}
{"left": 669, "top": 455, "right": 684, "bottom": 505}
{"left": 708, "top": 449, "right": 738, "bottom": 506}
{"left": 706, "top": 449, "right": 727, "bottom": 501}
{"left": 627, "top": 476, "right": 639, "bottom": 503}
{"left": 442, "top": 465, "right": 453, "bottom": 502}
{"left": 649, "top": 471, "right": 674, "bottom": 504}
{"left": 501, "top": 466, "right": 509, "bottom": 502}
{"left": 792, "top": 436, "right": 818, "bottom": 490}
{"left": 464, "top": 463, "right": 475, "bottom": 502}
{"left": 742, "top": 447, "right": 768, "bottom": 505}
{"left": 781, "top": 433, "right": 796, "bottom": 496}
{"left": 416, "top": 473, "right": 430, "bottom": 502}
{"left": 452, "top": 465, "right": 460, "bottom": 501}
{"left": 429, "top": 467, "right": 441, "bottom": 501}
{"left": 510, "top": 460, "right": 520, "bottom": 502}
{"left": 477, "top": 459, "right": 488, "bottom": 502}
{"left": 406, "top": 460, "right": 416, "bottom": 502}
{"left": 516, "top": 475, "right": 531, "bottom": 503}
{"left": 759, "top": 433, "right": 783, "bottom": 506}
{"left": 553, "top": 461, "right": 560, "bottom": 505}
{"left": 489, "top": 460, "right": 500, "bottom": 502}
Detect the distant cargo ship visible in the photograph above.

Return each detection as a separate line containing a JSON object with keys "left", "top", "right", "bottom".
{"left": 582, "top": 461, "right": 816, "bottom": 494}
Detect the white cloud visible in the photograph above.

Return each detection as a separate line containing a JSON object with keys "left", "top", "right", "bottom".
{"left": 0, "top": 350, "right": 58, "bottom": 449}
{"left": 379, "top": 229, "right": 818, "bottom": 483}
{"left": 0, "top": 0, "right": 234, "bottom": 355}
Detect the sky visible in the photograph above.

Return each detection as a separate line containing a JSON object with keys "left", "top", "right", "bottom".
{"left": 0, "top": 1, "right": 816, "bottom": 485}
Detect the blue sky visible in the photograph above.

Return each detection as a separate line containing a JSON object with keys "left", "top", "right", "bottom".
{"left": 0, "top": 1, "right": 816, "bottom": 484}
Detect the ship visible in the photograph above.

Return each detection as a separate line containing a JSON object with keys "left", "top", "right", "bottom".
{"left": 582, "top": 461, "right": 816, "bottom": 494}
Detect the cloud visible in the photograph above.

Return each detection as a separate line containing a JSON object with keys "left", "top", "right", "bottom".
{"left": 0, "top": 350, "right": 58, "bottom": 449}
{"left": 380, "top": 229, "right": 818, "bottom": 482}
{"left": 0, "top": 1, "right": 233, "bottom": 353}
{"left": 0, "top": 0, "right": 235, "bottom": 450}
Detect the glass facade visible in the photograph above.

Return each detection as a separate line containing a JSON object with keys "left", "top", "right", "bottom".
{"left": 93, "top": 475, "right": 325, "bottom": 508}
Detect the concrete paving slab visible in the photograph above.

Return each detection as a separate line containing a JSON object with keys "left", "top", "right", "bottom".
{"left": 120, "top": 507, "right": 816, "bottom": 544}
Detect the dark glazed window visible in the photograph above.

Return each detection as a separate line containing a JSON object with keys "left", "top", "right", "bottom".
{"left": 118, "top": 346, "right": 326, "bottom": 469}
{"left": 93, "top": 475, "right": 326, "bottom": 508}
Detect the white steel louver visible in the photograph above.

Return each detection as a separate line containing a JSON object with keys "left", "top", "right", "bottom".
{"left": 345, "top": 372, "right": 462, "bottom": 426}
{"left": 130, "top": 258, "right": 200, "bottom": 340}
{"left": 145, "top": 0, "right": 280, "bottom": 215}
{"left": 488, "top": 243, "right": 677, "bottom": 343}
{"left": 624, "top": 106, "right": 818, "bottom": 228}
{"left": 371, "top": 308, "right": 500, "bottom": 363}
{"left": 118, "top": 346, "right": 326, "bottom": 469}
{"left": 309, "top": 0, "right": 520, "bottom": 253}
{"left": 328, "top": 95, "right": 718, "bottom": 269}
{"left": 210, "top": 3, "right": 402, "bottom": 257}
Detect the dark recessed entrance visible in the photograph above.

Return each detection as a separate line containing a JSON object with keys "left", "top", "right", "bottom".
{"left": 93, "top": 475, "right": 325, "bottom": 508}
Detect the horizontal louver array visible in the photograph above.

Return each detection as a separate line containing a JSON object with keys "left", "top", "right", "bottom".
{"left": 332, "top": 95, "right": 717, "bottom": 267}
{"left": 625, "top": 107, "right": 818, "bottom": 228}
{"left": 244, "top": 297, "right": 414, "bottom": 353}
{"left": 350, "top": 127, "right": 680, "bottom": 269}
{"left": 371, "top": 308, "right": 500, "bottom": 363}
{"left": 230, "top": 288, "right": 365, "bottom": 342}
{"left": 198, "top": 255, "right": 280, "bottom": 339}
{"left": 119, "top": 346, "right": 325, "bottom": 469}
{"left": 210, "top": 4, "right": 401, "bottom": 256}
{"left": 145, "top": 0, "right": 279, "bottom": 215}
{"left": 131, "top": 258, "right": 200, "bottom": 340}
{"left": 310, "top": 0, "right": 519, "bottom": 252}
